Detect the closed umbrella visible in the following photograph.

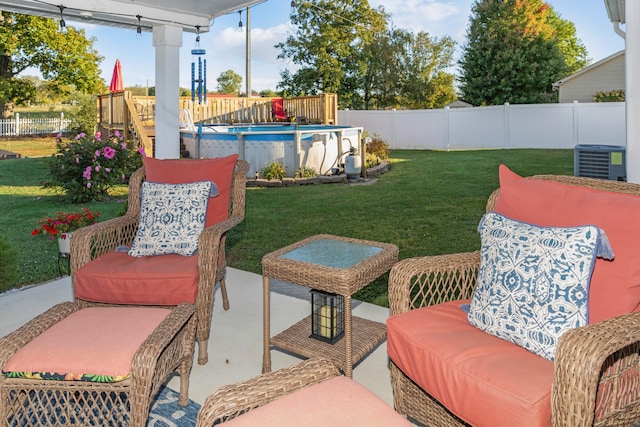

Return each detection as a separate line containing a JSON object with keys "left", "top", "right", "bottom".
{"left": 109, "top": 59, "right": 124, "bottom": 92}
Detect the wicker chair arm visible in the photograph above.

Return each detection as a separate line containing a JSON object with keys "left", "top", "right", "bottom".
{"left": 388, "top": 251, "right": 481, "bottom": 316}
{"left": 0, "top": 302, "right": 78, "bottom": 368}
{"left": 70, "top": 214, "right": 139, "bottom": 274}
{"left": 130, "top": 304, "right": 196, "bottom": 393}
{"left": 195, "top": 357, "right": 341, "bottom": 426}
{"left": 552, "top": 311, "right": 640, "bottom": 427}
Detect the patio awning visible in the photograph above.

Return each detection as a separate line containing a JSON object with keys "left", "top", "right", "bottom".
{"left": 0, "top": 0, "right": 265, "bottom": 33}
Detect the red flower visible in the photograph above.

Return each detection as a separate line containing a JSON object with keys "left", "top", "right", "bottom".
{"left": 32, "top": 208, "right": 100, "bottom": 238}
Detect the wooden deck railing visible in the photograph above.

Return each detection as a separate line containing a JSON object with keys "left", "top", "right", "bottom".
{"left": 97, "top": 93, "right": 338, "bottom": 152}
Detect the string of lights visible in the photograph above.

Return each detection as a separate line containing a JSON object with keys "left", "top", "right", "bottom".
{"left": 24, "top": 0, "right": 208, "bottom": 35}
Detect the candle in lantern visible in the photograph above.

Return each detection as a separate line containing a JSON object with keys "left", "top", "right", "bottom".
{"left": 319, "top": 305, "right": 336, "bottom": 338}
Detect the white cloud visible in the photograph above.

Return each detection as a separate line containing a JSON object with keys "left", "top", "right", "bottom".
{"left": 196, "top": 22, "right": 293, "bottom": 92}
{"left": 370, "top": 0, "right": 461, "bottom": 32}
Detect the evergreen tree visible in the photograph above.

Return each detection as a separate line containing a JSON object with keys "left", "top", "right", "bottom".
{"left": 459, "top": 0, "right": 587, "bottom": 105}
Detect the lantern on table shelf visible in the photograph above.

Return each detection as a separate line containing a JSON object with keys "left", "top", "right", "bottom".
{"left": 310, "top": 289, "right": 344, "bottom": 344}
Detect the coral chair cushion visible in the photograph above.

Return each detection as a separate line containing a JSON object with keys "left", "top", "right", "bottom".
{"left": 3, "top": 307, "right": 170, "bottom": 380}
{"left": 144, "top": 155, "right": 239, "bottom": 227}
{"left": 74, "top": 251, "right": 199, "bottom": 305}
{"left": 387, "top": 300, "right": 554, "bottom": 427}
{"left": 495, "top": 165, "right": 640, "bottom": 323}
{"left": 221, "top": 376, "right": 412, "bottom": 427}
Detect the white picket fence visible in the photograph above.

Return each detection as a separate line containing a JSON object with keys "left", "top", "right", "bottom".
{"left": 339, "top": 102, "right": 626, "bottom": 150}
{"left": 0, "top": 113, "right": 72, "bottom": 137}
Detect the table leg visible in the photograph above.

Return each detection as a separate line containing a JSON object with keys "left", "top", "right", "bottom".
{"left": 344, "top": 294, "right": 353, "bottom": 378}
{"left": 262, "top": 275, "right": 271, "bottom": 374}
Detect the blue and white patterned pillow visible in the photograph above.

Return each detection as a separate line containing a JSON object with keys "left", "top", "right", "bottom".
{"left": 468, "top": 212, "right": 613, "bottom": 360}
{"left": 128, "top": 181, "right": 212, "bottom": 257}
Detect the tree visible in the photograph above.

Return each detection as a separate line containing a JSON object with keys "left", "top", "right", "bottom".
{"left": 0, "top": 12, "right": 104, "bottom": 117}
{"left": 361, "top": 29, "right": 456, "bottom": 110}
{"left": 459, "top": 0, "right": 587, "bottom": 105}
{"left": 216, "top": 70, "right": 242, "bottom": 95}
{"left": 259, "top": 89, "right": 279, "bottom": 97}
{"left": 397, "top": 31, "right": 457, "bottom": 109}
{"left": 277, "top": 0, "right": 386, "bottom": 109}
{"left": 546, "top": 7, "right": 590, "bottom": 75}
{"left": 278, "top": 1, "right": 455, "bottom": 110}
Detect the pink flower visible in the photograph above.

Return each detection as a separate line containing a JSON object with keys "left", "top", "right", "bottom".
{"left": 95, "top": 165, "right": 101, "bottom": 172}
{"left": 87, "top": 182, "right": 91, "bottom": 188}
{"left": 103, "top": 146, "right": 115, "bottom": 159}
{"left": 105, "top": 167, "right": 111, "bottom": 173}
{"left": 56, "top": 133, "right": 62, "bottom": 139}
{"left": 83, "top": 166, "right": 92, "bottom": 180}
{"left": 75, "top": 157, "right": 80, "bottom": 164}
{"left": 137, "top": 147, "right": 147, "bottom": 157}
{"left": 95, "top": 150, "right": 101, "bottom": 157}
{"left": 94, "top": 132, "right": 102, "bottom": 140}
{"left": 114, "top": 130, "right": 120, "bottom": 138}
{"left": 121, "top": 142, "right": 127, "bottom": 149}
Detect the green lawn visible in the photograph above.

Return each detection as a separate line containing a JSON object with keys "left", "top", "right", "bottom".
{"left": 0, "top": 136, "right": 58, "bottom": 158}
{"left": 0, "top": 149, "right": 573, "bottom": 304}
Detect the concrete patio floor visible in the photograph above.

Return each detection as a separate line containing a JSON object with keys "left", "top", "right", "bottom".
{"left": 0, "top": 267, "right": 394, "bottom": 411}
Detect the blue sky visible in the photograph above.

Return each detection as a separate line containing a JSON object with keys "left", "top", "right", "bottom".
{"left": 65, "top": 0, "right": 625, "bottom": 93}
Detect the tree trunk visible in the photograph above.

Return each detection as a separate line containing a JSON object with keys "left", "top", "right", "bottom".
{"left": 2, "top": 101, "right": 13, "bottom": 118}
{"left": 0, "top": 53, "right": 14, "bottom": 118}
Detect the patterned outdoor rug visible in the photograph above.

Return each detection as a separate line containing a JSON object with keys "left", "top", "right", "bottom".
{"left": 148, "top": 386, "right": 201, "bottom": 426}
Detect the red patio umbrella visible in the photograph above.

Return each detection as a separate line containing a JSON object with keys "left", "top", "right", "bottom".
{"left": 109, "top": 59, "right": 124, "bottom": 92}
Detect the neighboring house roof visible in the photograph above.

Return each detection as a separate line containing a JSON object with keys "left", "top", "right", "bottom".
{"left": 553, "top": 50, "right": 624, "bottom": 89}
{"left": 445, "top": 99, "right": 473, "bottom": 108}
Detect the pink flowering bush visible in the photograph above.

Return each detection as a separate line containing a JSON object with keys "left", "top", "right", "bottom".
{"left": 47, "top": 131, "right": 144, "bottom": 203}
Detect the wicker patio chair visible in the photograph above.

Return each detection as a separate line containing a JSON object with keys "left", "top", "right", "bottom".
{"left": 388, "top": 174, "right": 640, "bottom": 427}
{"left": 70, "top": 158, "right": 249, "bottom": 365}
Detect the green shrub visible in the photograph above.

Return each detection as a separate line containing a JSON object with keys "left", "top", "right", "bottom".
{"left": 0, "top": 236, "right": 18, "bottom": 293}
{"left": 260, "top": 161, "right": 286, "bottom": 180}
{"left": 295, "top": 167, "right": 317, "bottom": 178}
{"left": 593, "top": 90, "right": 625, "bottom": 102}
{"left": 68, "top": 93, "right": 99, "bottom": 135}
{"left": 46, "top": 131, "right": 143, "bottom": 203}
{"left": 365, "top": 135, "right": 391, "bottom": 168}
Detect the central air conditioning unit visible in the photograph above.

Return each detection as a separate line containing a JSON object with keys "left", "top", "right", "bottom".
{"left": 574, "top": 144, "right": 626, "bottom": 181}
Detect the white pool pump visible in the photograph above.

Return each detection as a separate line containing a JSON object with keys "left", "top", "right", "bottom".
{"left": 344, "top": 146, "right": 361, "bottom": 180}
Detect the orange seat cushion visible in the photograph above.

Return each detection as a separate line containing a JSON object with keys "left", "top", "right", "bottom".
{"left": 143, "top": 155, "right": 239, "bottom": 227}
{"left": 495, "top": 165, "right": 640, "bottom": 323}
{"left": 222, "top": 376, "right": 412, "bottom": 427}
{"left": 387, "top": 300, "right": 554, "bottom": 427}
{"left": 74, "top": 251, "right": 198, "bottom": 305}
{"left": 3, "top": 307, "right": 170, "bottom": 380}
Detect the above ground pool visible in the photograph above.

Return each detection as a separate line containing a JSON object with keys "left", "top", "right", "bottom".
{"left": 179, "top": 124, "right": 364, "bottom": 178}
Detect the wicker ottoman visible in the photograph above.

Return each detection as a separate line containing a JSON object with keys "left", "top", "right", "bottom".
{"left": 196, "top": 357, "right": 412, "bottom": 426}
{"left": 0, "top": 302, "right": 196, "bottom": 427}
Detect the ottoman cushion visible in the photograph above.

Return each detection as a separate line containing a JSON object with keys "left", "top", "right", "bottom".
{"left": 3, "top": 307, "right": 171, "bottom": 381}
{"left": 222, "top": 376, "right": 412, "bottom": 426}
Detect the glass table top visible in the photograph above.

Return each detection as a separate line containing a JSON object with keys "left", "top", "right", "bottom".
{"left": 280, "top": 238, "right": 383, "bottom": 269}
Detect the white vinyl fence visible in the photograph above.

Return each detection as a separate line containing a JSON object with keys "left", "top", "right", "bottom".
{"left": 339, "top": 102, "right": 626, "bottom": 150}
{"left": 0, "top": 113, "right": 72, "bottom": 137}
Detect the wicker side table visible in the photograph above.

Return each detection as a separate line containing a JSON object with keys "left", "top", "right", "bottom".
{"left": 262, "top": 234, "right": 398, "bottom": 377}
{"left": 0, "top": 302, "right": 196, "bottom": 427}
